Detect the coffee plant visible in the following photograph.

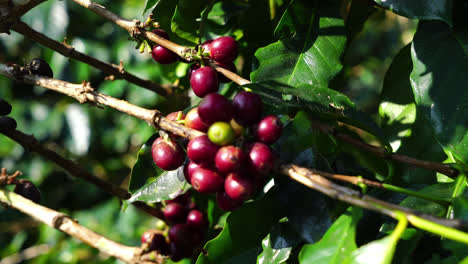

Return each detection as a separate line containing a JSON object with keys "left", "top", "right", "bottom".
{"left": 1, "top": 0, "right": 468, "bottom": 263}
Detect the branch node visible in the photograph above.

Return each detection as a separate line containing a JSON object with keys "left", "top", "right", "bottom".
{"left": 51, "top": 213, "right": 70, "bottom": 229}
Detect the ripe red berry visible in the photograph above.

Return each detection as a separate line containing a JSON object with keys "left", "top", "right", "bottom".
{"left": 186, "top": 209, "right": 208, "bottom": 230}
{"left": 191, "top": 167, "right": 224, "bottom": 193}
{"left": 224, "top": 172, "right": 254, "bottom": 200}
{"left": 232, "top": 91, "right": 263, "bottom": 126}
{"left": 198, "top": 93, "right": 234, "bottom": 125}
{"left": 255, "top": 115, "right": 283, "bottom": 144}
{"left": 210, "top": 36, "right": 238, "bottom": 64}
{"left": 216, "top": 191, "right": 244, "bottom": 211}
{"left": 141, "top": 230, "right": 169, "bottom": 254}
{"left": 14, "top": 181, "right": 41, "bottom": 204}
{"left": 185, "top": 107, "right": 209, "bottom": 132}
{"left": 166, "top": 111, "right": 186, "bottom": 121}
{"left": 151, "top": 137, "right": 185, "bottom": 171}
{"left": 184, "top": 161, "right": 198, "bottom": 183}
{"left": 201, "top": 39, "right": 213, "bottom": 55}
{"left": 169, "top": 241, "right": 192, "bottom": 261}
{"left": 215, "top": 62, "right": 236, "bottom": 83}
{"left": 163, "top": 203, "right": 187, "bottom": 224}
{"left": 247, "top": 142, "right": 274, "bottom": 177}
{"left": 152, "top": 45, "right": 179, "bottom": 64}
{"left": 168, "top": 224, "right": 191, "bottom": 246}
{"left": 152, "top": 29, "right": 170, "bottom": 39}
{"left": 215, "top": 146, "right": 245, "bottom": 173}
{"left": 188, "top": 63, "right": 201, "bottom": 80}
{"left": 187, "top": 135, "right": 219, "bottom": 165}
{"left": 190, "top": 66, "right": 219, "bottom": 97}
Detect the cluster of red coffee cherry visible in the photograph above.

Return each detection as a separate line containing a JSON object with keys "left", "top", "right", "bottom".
{"left": 150, "top": 31, "right": 283, "bottom": 211}
{"left": 141, "top": 192, "right": 207, "bottom": 261}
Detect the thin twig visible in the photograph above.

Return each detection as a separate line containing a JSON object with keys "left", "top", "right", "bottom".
{"left": 311, "top": 121, "right": 458, "bottom": 177}
{"left": 0, "top": 188, "right": 164, "bottom": 264}
{"left": 0, "top": 0, "right": 47, "bottom": 33}
{"left": 69, "top": 0, "right": 251, "bottom": 86}
{"left": 0, "top": 128, "right": 164, "bottom": 219}
{"left": 1, "top": 65, "right": 467, "bottom": 234}
{"left": 11, "top": 21, "right": 171, "bottom": 96}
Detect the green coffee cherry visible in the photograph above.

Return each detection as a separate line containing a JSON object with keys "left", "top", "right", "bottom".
{"left": 208, "top": 122, "right": 235, "bottom": 146}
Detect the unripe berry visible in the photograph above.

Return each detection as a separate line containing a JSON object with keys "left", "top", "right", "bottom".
{"left": 198, "top": 93, "right": 234, "bottom": 125}
{"left": 215, "top": 146, "right": 245, "bottom": 173}
{"left": 187, "top": 135, "right": 219, "bottom": 165}
{"left": 191, "top": 167, "right": 224, "bottom": 193}
{"left": 186, "top": 209, "right": 208, "bottom": 230}
{"left": 224, "top": 172, "right": 254, "bottom": 200}
{"left": 190, "top": 66, "right": 219, "bottom": 97}
{"left": 185, "top": 108, "right": 209, "bottom": 132}
{"left": 163, "top": 203, "right": 187, "bottom": 224}
{"left": 210, "top": 36, "right": 238, "bottom": 64}
{"left": 255, "top": 115, "right": 283, "bottom": 144}
{"left": 151, "top": 137, "right": 185, "bottom": 171}
{"left": 207, "top": 122, "right": 235, "bottom": 146}
{"left": 247, "top": 142, "right": 274, "bottom": 177}
{"left": 216, "top": 191, "right": 243, "bottom": 211}
{"left": 232, "top": 91, "right": 263, "bottom": 126}
{"left": 14, "top": 181, "right": 41, "bottom": 204}
{"left": 0, "top": 99, "right": 12, "bottom": 116}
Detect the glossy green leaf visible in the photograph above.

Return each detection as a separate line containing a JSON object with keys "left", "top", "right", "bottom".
{"left": 257, "top": 234, "right": 291, "bottom": 264}
{"left": 244, "top": 81, "right": 390, "bottom": 148}
{"left": 195, "top": 189, "right": 283, "bottom": 264}
{"left": 373, "top": 0, "right": 452, "bottom": 26}
{"left": 147, "top": 0, "right": 177, "bottom": 31}
{"left": 410, "top": 21, "right": 468, "bottom": 165}
{"left": 299, "top": 207, "right": 362, "bottom": 264}
{"left": 127, "top": 166, "right": 188, "bottom": 204}
{"left": 399, "top": 182, "right": 455, "bottom": 216}
{"left": 252, "top": 0, "right": 346, "bottom": 88}
{"left": 346, "top": 236, "right": 395, "bottom": 264}
{"left": 381, "top": 44, "right": 414, "bottom": 105}
{"left": 171, "top": 0, "right": 209, "bottom": 45}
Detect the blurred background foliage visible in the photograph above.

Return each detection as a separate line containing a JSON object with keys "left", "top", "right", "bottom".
{"left": 0, "top": 0, "right": 418, "bottom": 263}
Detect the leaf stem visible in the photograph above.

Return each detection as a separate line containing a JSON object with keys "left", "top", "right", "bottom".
{"left": 382, "top": 183, "right": 450, "bottom": 206}
{"left": 408, "top": 214, "right": 468, "bottom": 244}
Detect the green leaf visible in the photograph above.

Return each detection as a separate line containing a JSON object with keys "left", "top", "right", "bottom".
{"left": 257, "top": 234, "right": 292, "bottom": 264}
{"left": 410, "top": 21, "right": 468, "bottom": 165}
{"left": 244, "top": 81, "right": 390, "bottom": 148}
{"left": 128, "top": 135, "right": 160, "bottom": 193}
{"left": 195, "top": 189, "right": 283, "bottom": 264}
{"left": 171, "top": 0, "right": 209, "bottom": 45}
{"left": 373, "top": 0, "right": 452, "bottom": 26}
{"left": 128, "top": 167, "right": 188, "bottom": 204}
{"left": 381, "top": 44, "right": 414, "bottom": 105}
{"left": 251, "top": 0, "right": 346, "bottom": 88}
{"left": 399, "top": 182, "right": 455, "bottom": 216}
{"left": 299, "top": 207, "right": 362, "bottom": 264}
{"left": 148, "top": 0, "right": 177, "bottom": 31}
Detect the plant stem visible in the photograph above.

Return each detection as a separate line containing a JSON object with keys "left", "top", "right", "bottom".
{"left": 408, "top": 214, "right": 468, "bottom": 244}
{"left": 382, "top": 183, "right": 450, "bottom": 205}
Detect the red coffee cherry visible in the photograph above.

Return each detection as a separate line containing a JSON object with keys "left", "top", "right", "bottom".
{"left": 185, "top": 107, "right": 210, "bottom": 132}
{"left": 232, "top": 91, "right": 263, "bottom": 126}
{"left": 201, "top": 39, "right": 213, "bottom": 55}
{"left": 152, "top": 29, "right": 170, "bottom": 39}
{"left": 186, "top": 209, "right": 208, "bottom": 230}
{"left": 187, "top": 135, "right": 219, "bottom": 165}
{"left": 14, "top": 180, "right": 41, "bottom": 204}
{"left": 198, "top": 93, "right": 234, "bottom": 125}
{"left": 166, "top": 111, "right": 186, "bottom": 121}
{"left": 152, "top": 45, "right": 179, "bottom": 64}
{"left": 168, "top": 224, "right": 191, "bottom": 246}
{"left": 247, "top": 142, "right": 274, "bottom": 177}
{"left": 163, "top": 202, "right": 187, "bottom": 224}
{"left": 210, "top": 36, "right": 238, "bottom": 64}
{"left": 215, "top": 146, "right": 246, "bottom": 173}
{"left": 141, "top": 230, "right": 169, "bottom": 254}
{"left": 190, "top": 66, "right": 219, "bottom": 97}
{"left": 188, "top": 63, "right": 201, "bottom": 80}
{"left": 224, "top": 172, "right": 255, "bottom": 200}
{"left": 191, "top": 167, "right": 224, "bottom": 193}
{"left": 151, "top": 137, "right": 185, "bottom": 171}
{"left": 255, "top": 115, "right": 283, "bottom": 144}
